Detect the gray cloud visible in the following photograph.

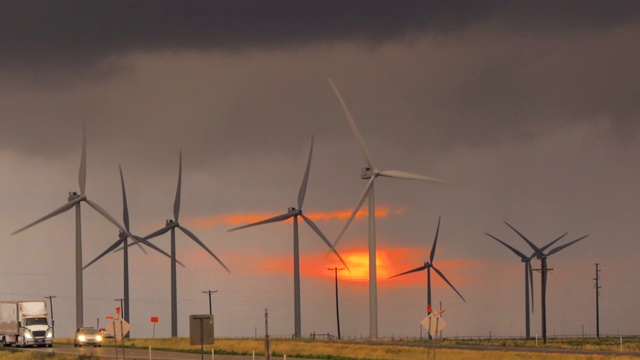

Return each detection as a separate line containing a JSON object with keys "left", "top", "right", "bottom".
{"left": 2, "top": 1, "right": 638, "bottom": 73}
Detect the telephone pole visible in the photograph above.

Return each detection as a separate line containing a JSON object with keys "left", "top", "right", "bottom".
{"left": 594, "top": 263, "right": 601, "bottom": 338}
{"left": 202, "top": 290, "right": 218, "bottom": 315}
{"left": 44, "top": 295, "right": 56, "bottom": 337}
{"left": 328, "top": 267, "right": 345, "bottom": 339}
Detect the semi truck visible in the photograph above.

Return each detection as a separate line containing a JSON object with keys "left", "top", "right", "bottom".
{"left": 0, "top": 301, "right": 53, "bottom": 347}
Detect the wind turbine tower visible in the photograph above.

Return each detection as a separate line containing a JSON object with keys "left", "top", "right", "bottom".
{"left": 228, "top": 138, "right": 348, "bottom": 338}
{"left": 504, "top": 222, "right": 588, "bottom": 343}
{"left": 329, "top": 79, "right": 449, "bottom": 339}
{"left": 12, "top": 128, "right": 126, "bottom": 329}
{"left": 389, "top": 216, "right": 466, "bottom": 339}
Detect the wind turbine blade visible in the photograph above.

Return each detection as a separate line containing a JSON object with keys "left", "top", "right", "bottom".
{"left": 119, "top": 165, "right": 130, "bottom": 232}
{"left": 504, "top": 221, "right": 541, "bottom": 254}
{"left": 173, "top": 151, "right": 182, "bottom": 221}
{"left": 228, "top": 211, "right": 295, "bottom": 232}
{"left": 12, "top": 200, "right": 78, "bottom": 235}
{"left": 378, "top": 170, "right": 450, "bottom": 185}
{"left": 298, "top": 137, "right": 314, "bottom": 210}
{"left": 79, "top": 124, "right": 87, "bottom": 195}
{"left": 142, "top": 226, "right": 171, "bottom": 241}
{"left": 430, "top": 217, "right": 441, "bottom": 263}
{"left": 179, "top": 225, "right": 230, "bottom": 273}
{"left": 301, "top": 214, "right": 350, "bottom": 272}
{"left": 328, "top": 79, "right": 374, "bottom": 168}
{"left": 528, "top": 260, "right": 535, "bottom": 313}
{"left": 84, "top": 198, "right": 127, "bottom": 233}
{"left": 131, "top": 235, "right": 183, "bottom": 267}
{"left": 485, "top": 232, "right": 528, "bottom": 259}
{"left": 539, "top": 232, "right": 568, "bottom": 253}
{"left": 333, "top": 176, "right": 375, "bottom": 248}
{"left": 388, "top": 264, "right": 429, "bottom": 279}
{"left": 83, "top": 235, "right": 127, "bottom": 270}
{"left": 432, "top": 265, "right": 466, "bottom": 302}
{"left": 547, "top": 235, "right": 589, "bottom": 256}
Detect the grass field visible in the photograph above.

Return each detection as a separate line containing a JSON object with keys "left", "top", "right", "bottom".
{"left": 31, "top": 336, "right": 638, "bottom": 359}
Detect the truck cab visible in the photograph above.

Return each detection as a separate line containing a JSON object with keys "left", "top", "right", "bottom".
{"left": 21, "top": 316, "right": 53, "bottom": 347}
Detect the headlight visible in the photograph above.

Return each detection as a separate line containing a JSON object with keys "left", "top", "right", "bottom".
{"left": 24, "top": 330, "right": 33, "bottom": 339}
{"left": 96, "top": 335, "right": 103, "bottom": 342}
{"left": 78, "top": 335, "right": 86, "bottom": 342}
{"left": 46, "top": 330, "right": 53, "bottom": 338}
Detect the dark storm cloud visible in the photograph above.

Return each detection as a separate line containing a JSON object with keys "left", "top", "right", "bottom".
{"left": 2, "top": 0, "right": 639, "bottom": 72}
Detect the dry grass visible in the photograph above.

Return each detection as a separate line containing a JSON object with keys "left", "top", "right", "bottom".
{"left": 49, "top": 337, "right": 640, "bottom": 360}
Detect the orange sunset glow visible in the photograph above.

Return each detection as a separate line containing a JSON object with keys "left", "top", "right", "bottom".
{"left": 190, "top": 206, "right": 405, "bottom": 229}
{"left": 250, "top": 246, "right": 477, "bottom": 287}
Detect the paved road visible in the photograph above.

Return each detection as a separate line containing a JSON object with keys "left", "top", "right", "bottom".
{"left": 19, "top": 345, "right": 317, "bottom": 360}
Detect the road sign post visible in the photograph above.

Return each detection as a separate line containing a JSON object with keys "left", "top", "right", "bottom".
{"left": 150, "top": 316, "right": 159, "bottom": 339}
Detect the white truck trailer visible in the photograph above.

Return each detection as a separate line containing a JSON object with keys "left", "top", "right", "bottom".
{"left": 0, "top": 301, "right": 53, "bottom": 347}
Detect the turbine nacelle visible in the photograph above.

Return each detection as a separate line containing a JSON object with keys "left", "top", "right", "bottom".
{"left": 361, "top": 167, "right": 373, "bottom": 179}
{"left": 68, "top": 191, "right": 80, "bottom": 201}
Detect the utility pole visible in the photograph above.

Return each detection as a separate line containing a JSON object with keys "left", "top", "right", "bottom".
{"left": 44, "top": 295, "right": 56, "bottom": 337}
{"left": 328, "top": 267, "right": 344, "bottom": 339}
{"left": 594, "top": 263, "right": 601, "bottom": 338}
{"left": 265, "top": 308, "right": 271, "bottom": 360}
{"left": 202, "top": 290, "right": 218, "bottom": 315}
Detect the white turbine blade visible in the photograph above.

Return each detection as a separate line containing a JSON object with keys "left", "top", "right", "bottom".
{"left": 486, "top": 232, "right": 528, "bottom": 259}
{"left": 12, "top": 199, "right": 79, "bottom": 235}
{"left": 504, "top": 222, "right": 541, "bottom": 254}
{"left": 432, "top": 265, "right": 466, "bottom": 302}
{"left": 173, "top": 151, "right": 182, "bottom": 221}
{"left": 389, "top": 264, "right": 428, "bottom": 279}
{"left": 547, "top": 234, "right": 589, "bottom": 256}
{"left": 528, "top": 260, "right": 535, "bottom": 313}
{"left": 430, "top": 216, "right": 441, "bottom": 263}
{"left": 300, "top": 214, "right": 350, "bottom": 272}
{"left": 227, "top": 211, "right": 295, "bottom": 232}
{"left": 539, "top": 232, "right": 568, "bottom": 253}
{"left": 119, "top": 165, "right": 130, "bottom": 232}
{"left": 142, "top": 226, "right": 172, "bottom": 241}
{"left": 378, "top": 170, "right": 450, "bottom": 185}
{"left": 298, "top": 137, "right": 314, "bottom": 210}
{"left": 83, "top": 235, "right": 127, "bottom": 270}
{"left": 84, "top": 198, "right": 127, "bottom": 233}
{"left": 179, "top": 225, "right": 230, "bottom": 273}
{"left": 131, "top": 235, "right": 183, "bottom": 268}
{"left": 328, "top": 79, "right": 374, "bottom": 168}
{"left": 79, "top": 123, "right": 87, "bottom": 195}
{"left": 332, "top": 176, "right": 376, "bottom": 248}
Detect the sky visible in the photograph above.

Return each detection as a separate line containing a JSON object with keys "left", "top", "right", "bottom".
{"left": 1, "top": 0, "right": 639, "bottom": 340}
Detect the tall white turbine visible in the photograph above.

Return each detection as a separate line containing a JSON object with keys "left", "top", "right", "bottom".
{"left": 228, "top": 138, "right": 349, "bottom": 338}
{"left": 12, "top": 128, "right": 126, "bottom": 329}
{"left": 140, "top": 151, "right": 229, "bottom": 337}
{"left": 83, "top": 165, "right": 181, "bottom": 328}
{"left": 329, "top": 79, "right": 449, "bottom": 339}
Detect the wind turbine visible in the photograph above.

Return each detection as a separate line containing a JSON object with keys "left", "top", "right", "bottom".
{"left": 486, "top": 223, "right": 570, "bottom": 339}
{"left": 83, "top": 165, "right": 182, "bottom": 327}
{"left": 504, "top": 221, "right": 588, "bottom": 343}
{"left": 12, "top": 128, "right": 126, "bottom": 329}
{"left": 139, "top": 151, "right": 229, "bottom": 337}
{"left": 329, "top": 79, "right": 449, "bottom": 339}
{"left": 389, "top": 217, "right": 466, "bottom": 332}
{"left": 228, "top": 138, "right": 349, "bottom": 338}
